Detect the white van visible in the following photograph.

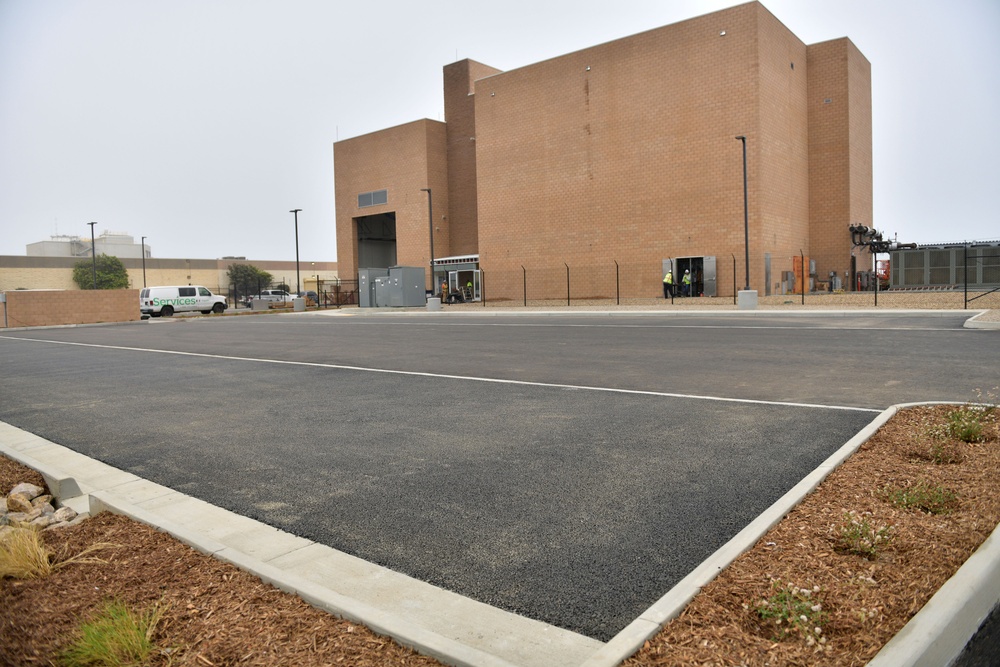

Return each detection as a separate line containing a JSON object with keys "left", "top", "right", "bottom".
{"left": 140, "top": 286, "right": 228, "bottom": 317}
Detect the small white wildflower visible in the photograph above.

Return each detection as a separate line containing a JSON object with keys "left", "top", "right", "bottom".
{"left": 814, "top": 627, "right": 822, "bottom": 635}
{"left": 811, "top": 604, "right": 822, "bottom": 612}
{"left": 813, "top": 585, "right": 820, "bottom": 593}
{"left": 800, "top": 615, "right": 808, "bottom": 623}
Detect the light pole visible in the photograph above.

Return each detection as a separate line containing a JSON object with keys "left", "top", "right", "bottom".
{"left": 290, "top": 209, "right": 301, "bottom": 295}
{"left": 140, "top": 236, "right": 147, "bottom": 287}
{"left": 420, "top": 188, "right": 435, "bottom": 292}
{"left": 735, "top": 135, "right": 750, "bottom": 291}
{"left": 88, "top": 222, "right": 98, "bottom": 289}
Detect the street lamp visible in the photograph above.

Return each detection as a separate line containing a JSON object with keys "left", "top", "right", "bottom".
{"left": 735, "top": 135, "right": 750, "bottom": 291}
{"left": 88, "top": 222, "right": 98, "bottom": 289}
{"left": 290, "top": 209, "right": 301, "bottom": 295}
{"left": 141, "top": 236, "right": 147, "bottom": 287}
{"left": 420, "top": 188, "right": 434, "bottom": 292}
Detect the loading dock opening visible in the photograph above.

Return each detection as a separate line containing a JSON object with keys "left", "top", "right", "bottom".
{"left": 356, "top": 213, "right": 397, "bottom": 270}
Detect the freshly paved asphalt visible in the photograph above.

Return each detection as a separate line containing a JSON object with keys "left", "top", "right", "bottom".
{"left": 0, "top": 311, "right": 996, "bottom": 641}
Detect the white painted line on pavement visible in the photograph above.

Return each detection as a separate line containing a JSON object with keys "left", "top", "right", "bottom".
{"left": 0, "top": 336, "right": 881, "bottom": 413}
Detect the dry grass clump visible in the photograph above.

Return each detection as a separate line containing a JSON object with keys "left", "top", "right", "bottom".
{"left": 0, "top": 523, "right": 115, "bottom": 580}
{"left": 60, "top": 598, "right": 170, "bottom": 667}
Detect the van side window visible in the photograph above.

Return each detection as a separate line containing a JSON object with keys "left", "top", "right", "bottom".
{"left": 179, "top": 287, "right": 196, "bottom": 297}
{"left": 198, "top": 287, "right": 211, "bottom": 296}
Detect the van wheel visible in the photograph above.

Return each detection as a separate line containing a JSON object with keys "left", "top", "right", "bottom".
{"left": 161, "top": 306, "right": 174, "bottom": 317}
{"left": 212, "top": 303, "right": 225, "bottom": 314}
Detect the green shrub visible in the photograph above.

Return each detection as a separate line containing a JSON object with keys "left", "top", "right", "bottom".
{"left": 756, "top": 579, "right": 827, "bottom": 645}
{"left": 836, "top": 511, "right": 893, "bottom": 559}
{"left": 884, "top": 480, "right": 957, "bottom": 515}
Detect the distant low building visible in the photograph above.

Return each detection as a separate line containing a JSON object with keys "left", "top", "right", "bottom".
{"left": 0, "top": 255, "right": 338, "bottom": 295}
{"left": 26, "top": 231, "right": 150, "bottom": 259}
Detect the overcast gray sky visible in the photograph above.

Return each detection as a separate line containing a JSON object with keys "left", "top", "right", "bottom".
{"left": 2, "top": 0, "right": 998, "bottom": 262}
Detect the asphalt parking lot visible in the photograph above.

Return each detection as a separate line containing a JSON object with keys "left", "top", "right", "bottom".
{"left": 0, "top": 310, "right": 996, "bottom": 641}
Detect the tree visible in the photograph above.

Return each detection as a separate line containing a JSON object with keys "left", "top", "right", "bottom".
{"left": 72, "top": 254, "right": 130, "bottom": 290}
{"left": 226, "top": 263, "right": 273, "bottom": 298}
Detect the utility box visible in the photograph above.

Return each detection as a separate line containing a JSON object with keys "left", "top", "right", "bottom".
{"left": 374, "top": 275, "right": 391, "bottom": 307}
{"left": 362, "top": 266, "right": 425, "bottom": 307}
{"left": 389, "top": 266, "right": 425, "bottom": 307}
{"left": 358, "top": 268, "right": 390, "bottom": 308}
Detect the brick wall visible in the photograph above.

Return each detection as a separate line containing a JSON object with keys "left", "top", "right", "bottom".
{"left": 2, "top": 290, "right": 141, "bottom": 328}
{"left": 474, "top": 3, "right": 774, "bottom": 296}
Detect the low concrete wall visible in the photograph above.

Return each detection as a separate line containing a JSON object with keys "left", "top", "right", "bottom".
{"left": 1, "top": 289, "right": 141, "bottom": 328}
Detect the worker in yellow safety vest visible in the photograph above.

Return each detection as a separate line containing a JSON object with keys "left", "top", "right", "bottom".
{"left": 681, "top": 269, "right": 692, "bottom": 296}
{"left": 663, "top": 270, "right": 674, "bottom": 298}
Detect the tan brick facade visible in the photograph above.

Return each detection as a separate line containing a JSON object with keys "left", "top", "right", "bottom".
{"left": 334, "top": 1, "right": 872, "bottom": 298}
{"left": 1, "top": 289, "right": 141, "bottom": 328}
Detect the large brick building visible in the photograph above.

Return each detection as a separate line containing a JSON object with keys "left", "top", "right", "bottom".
{"left": 334, "top": 2, "right": 872, "bottom": 299}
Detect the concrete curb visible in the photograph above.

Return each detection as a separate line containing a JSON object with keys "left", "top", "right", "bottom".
{"left": 964, "top": 310, "right": 1000, "bottom": 329}
{"left": 867, "top": 526, "right": 1000, "bottom": 666}
{"left": 308, "top": 307, "right": 988, "bottom": 320}
{"left": 86, "top": 491, "right": 523, "bottom": 667}
{"left": 0, "top": 423, "right": 598, "bottom": 667}
{"left": 579, "top": 403, "right": 899, "bottom": 667}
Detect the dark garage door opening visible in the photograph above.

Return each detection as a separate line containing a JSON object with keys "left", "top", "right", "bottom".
{"left": 357, "top": 213, "right": 396, "bottom": 269}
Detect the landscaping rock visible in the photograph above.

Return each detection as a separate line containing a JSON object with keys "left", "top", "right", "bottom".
{"left": 3, "top": 482, "right": 81, "bottom": 531}
{"left": 6, "top": 492, "right": 32, "bottom": 514}
{"left": 10, "top": 483, "right": 44, "bottom": 500}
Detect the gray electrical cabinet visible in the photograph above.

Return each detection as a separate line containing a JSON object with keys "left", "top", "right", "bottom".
{"left": 389, "top": 266, "right": 425, "bottom": 307}
{"left": 361, "top": 266, "right": 425, "bottom": 308}
{"left": 374, "top": 275, "right": 391, "bottom": 307}
{"left": 358, "top": 268, "right": 389, "bottom": 308}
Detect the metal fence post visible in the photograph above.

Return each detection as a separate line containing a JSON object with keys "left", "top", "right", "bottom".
{"left": 565, "top": 263, "right": 570, "bottom": 306}
{"left": 801, "top": 249, "right": 805, "bottom": 306}
{"left": 732, "top": 254, "right": 737, "bottom": 305}
{"left": 614, "top": 260, "right": 619, "bottom": 305}
{"left": 964, "top": 243, "right": 968, "bottom": 310}
{"left": 521, "top": 265, "right": 526, "bottom": 307}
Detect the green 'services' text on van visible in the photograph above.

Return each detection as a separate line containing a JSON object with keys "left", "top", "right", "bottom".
{"left": 140, "top": 286, "right": 228, "bottom": 317}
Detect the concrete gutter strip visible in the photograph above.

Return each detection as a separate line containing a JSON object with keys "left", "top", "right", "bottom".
{"left": 579, "top": 405, "right": 900, "bottom": 667}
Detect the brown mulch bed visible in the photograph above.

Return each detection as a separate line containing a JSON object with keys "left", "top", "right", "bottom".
{"left": 2, "top": 404, "right": 999, "bottom": 666}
